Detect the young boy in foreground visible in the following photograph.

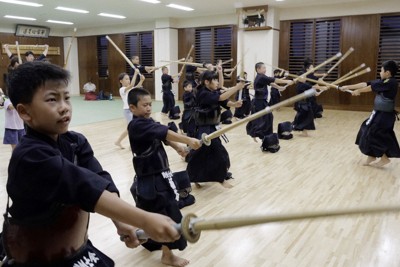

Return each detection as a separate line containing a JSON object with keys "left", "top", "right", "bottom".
{"left": 2, "top": 62, "right": 181, "bottom": 266}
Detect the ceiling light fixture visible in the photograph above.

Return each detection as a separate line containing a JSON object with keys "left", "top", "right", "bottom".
{"left": 166, "top": 3, "right": 193, "bottom": 11}
{"left": 55, "top": 6, "right": 89, "bottom": 14}
{"left": 46, "top": 19, "right": 74, "bottom": 25}
{"left": 140, "top": 0, "right": 161, "bottom": 3}
{"left": 4, "top": 15, "right": 36, "bottom": 20}
{"left": 98, "top": 13, "right": 126, "bottom": 19}
{"left": 0, "top": 0, "right": 42, "bottom": 7}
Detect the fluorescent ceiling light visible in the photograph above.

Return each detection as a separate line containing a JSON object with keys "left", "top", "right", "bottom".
{"left": 46, "top": 19, "right": 74, "bottom": 25}
{"left": 55, "top": 6, "right": 89, "bottom": 13}
{"left": 98, "top": 13, "right": 126, "bottom": 19}
{"left": 167, "top": 3, "right": 193, "bottom": 11}
{"left": 0, "top": 0, "right": 42, "bottom": 7}
{"left": 4, "top": 15, "right": 36, "bottom": 21}
{"left": 140, "top": 0, "right": 160, "bottom": 3}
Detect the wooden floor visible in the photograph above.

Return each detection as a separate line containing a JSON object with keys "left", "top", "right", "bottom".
{"left": 1, "top": 107, "right": 400, "bottom": 267}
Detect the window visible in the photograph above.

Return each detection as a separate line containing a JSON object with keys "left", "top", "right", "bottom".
{"left": 195, "top": 28, "right": 212, "bottom": 64}
{"left": 125, "top": 32, "right": 154, "bottom": 78}
{"left": 289, "top": 21, "right": 313, "bottom": 75}
{"left": 214, "top": 27, "right": 233, "bottom": 66}
{"left": 194, "top": 26, "right": 234, "bottom": 72}
{"left": 315, "top": 20, "right": 341, "bottom": 79}
{"left": 288, "top": 19, "right": 341, "bottom": 81}
{"left": 97, "top": 36, "right": 108, "bottom": 78}
{"left": 378, "top": 15, "right": 400, "bottom": 80}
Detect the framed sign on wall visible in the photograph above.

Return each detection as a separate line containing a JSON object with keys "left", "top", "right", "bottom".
{"left": 15, "top": 24, "right": 50, "bottom": 38}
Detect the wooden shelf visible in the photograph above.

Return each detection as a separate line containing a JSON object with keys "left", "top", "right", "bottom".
{"left": 244, "top": 26, "right": 272, "bottom": 31}
{"left": 242, "top": 5, "right": 268, "bottom": 13}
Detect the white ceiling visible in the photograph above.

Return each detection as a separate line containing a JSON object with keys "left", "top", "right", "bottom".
{"left": 0, "top": 0, "right": 377, "bottom": 31}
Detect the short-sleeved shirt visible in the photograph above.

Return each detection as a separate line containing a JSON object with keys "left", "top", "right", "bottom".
{"left": 7, "top": 127, "right": 119, "bottom": 221}
{"left": 4, "top": 98, "right": 24, "bottom": 130}
{"left": 119, "top": 86, "right": 130, "bottom": 109}
{"left": 83, "top": 82, "right": 96, "bottom": 92}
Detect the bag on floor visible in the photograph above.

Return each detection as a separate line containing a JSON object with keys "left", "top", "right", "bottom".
{"left": 261, "top": 133, "right": 280, "bottom": 153}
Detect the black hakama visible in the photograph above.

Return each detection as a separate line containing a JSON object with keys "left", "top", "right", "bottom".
{"left": 270, "top": 87, "right": 281, "bottom": 106}
{"left": 292, "top": 75, "right": 316, "bottom": 131}
{"left": 162, "top": 90, "right": 175, "bottom": 117}
{"left": 161, "top": 74, "right": 176, "bottom": 118}
{"left": 186, "top": 87, "right": 231, "bottom": 183}
{"left": 181, "top": 109, "right": 196, "bottom": 137}
{"left": 356, "top": 111, "right": 400, "bottom": 157}
{"left": 234, "top": 86, "right": 251, "bottom": 118}
{"left": 354, "top": 77, "right": 400, "bottom": 158}
{"left": 245, "top": 74, "right": 276, "bottom": 138}
{"left": 309, "top": 96, "right": 323, "bottom": 118}
{"left": 128, "top": 116, "right": 187, "bottom": 252}
{"left": 130, "top": 171, "right": 186, "bottom": 251}
{"left": 187, "top": 125, "right": 230, "bottom": 183}
{"left": 292, "top": 101, "right": 315, "bottom": 131}
{"left": 246, "top": 98, "right": 273, "bottom": 138}
{"left": 181, "top": 91, "right": 196, "bottom": 137}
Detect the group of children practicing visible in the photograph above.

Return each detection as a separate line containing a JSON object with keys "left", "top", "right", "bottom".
{"left": 1, "top": 44, "right": 49, "bottom": 152}
{"left": 0, "top": 47, "right": 399, "bottom": 267}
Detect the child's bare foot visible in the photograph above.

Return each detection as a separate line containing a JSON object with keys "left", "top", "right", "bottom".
{"left": 114, "top": 142, "right": 125, "bottom": 149}
{"left": 220, "top": 180, "right": 233, "bottom": 188}
{"left": 194, "top": 182, "right": 202, "bottom": 188}
{"left": 363, "top": 156, "right": 376, "bottom": 166}
{"left": 161, "top": 246, "right": 190, "bottom": 267}
{"left": 299, "top": 130, "right": 308, "bottom": 137}
{"left": 371, "top": 155, "right": 390, "bottom": 167}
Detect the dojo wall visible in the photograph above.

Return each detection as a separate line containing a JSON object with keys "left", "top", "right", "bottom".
{"left": 279, "top": 13, "right": 400, "bottom": 110}
{"left": 0, "top": 33, "right": 65, "bottom": 93}
{"left": 1, "top": 0, "right": 400, "bottom": 109}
